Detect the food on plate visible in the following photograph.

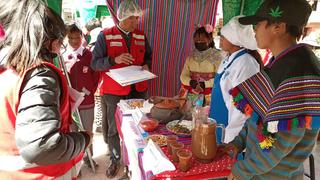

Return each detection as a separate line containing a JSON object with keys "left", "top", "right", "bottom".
{"left": 128, "top": 100, "right": 144, "bottom": 108}
{"left": 170, "top": 124, "right": 191, "bottom": 134}
{"left": 166, "top": 120, "right": 192, "bottom": 136}
{"left": 139, "top": 118, "right": 159, "bottom": 132}
{"left": 146, "top": 134, "right": 167, "bottom": 147}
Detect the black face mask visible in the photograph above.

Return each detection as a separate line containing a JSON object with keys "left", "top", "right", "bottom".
{"left": 195, "top": 42, "right": 209, "bottom": 51}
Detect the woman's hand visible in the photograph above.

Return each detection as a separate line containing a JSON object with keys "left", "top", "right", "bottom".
{"left": 195, "top": 83, "right": 204, "bottom": 93}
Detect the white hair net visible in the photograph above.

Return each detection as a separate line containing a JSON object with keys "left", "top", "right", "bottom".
{"left": 221, "top": 16, "right": 257, "bottom": 50}
{"left": 117, "top": 0, "right": 143, "bottom": 22}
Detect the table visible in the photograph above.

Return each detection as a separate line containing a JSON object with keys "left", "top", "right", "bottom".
{"left": 115, "top": 108, "right": 236, "bottom": 180}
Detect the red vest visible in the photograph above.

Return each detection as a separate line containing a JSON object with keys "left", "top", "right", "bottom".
{"left": 99, "top": 26, "right": 148, "bottom": 95}
{"left": 0, "top": 62, "right": 83, "bottom": 180}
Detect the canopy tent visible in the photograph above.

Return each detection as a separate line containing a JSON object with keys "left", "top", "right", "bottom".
{"left": 43, "top": 0, "right": 63, "bottom": 15}
{"left": 76, "top": 0, "right": 111, "bottom": 26}
{"left": 223, "top": 0, "right": 262, "bottom": 24}
{"left": 45, "top": 0, "right": 263, "bottom": 97}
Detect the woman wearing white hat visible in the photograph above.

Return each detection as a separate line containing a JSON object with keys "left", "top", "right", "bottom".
{"left": 209, "top": 16, "right": 261, "bottom": 144}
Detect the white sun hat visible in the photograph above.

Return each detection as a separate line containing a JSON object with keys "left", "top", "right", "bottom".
{"left": 220, "top": 15, "right": 257, "bottom": 50}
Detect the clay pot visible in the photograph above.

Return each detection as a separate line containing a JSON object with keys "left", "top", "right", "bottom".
{"left": 150, "top": 97, "right": 183, "bottom": 124}
{"left": 154, "top": 99, "right": 180, "bottom": 109}
{"left": 150, "top": 106, "right": 182, "bottom": 124}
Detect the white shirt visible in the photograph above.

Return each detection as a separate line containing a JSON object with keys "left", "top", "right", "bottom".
{"left": 63, "top": 46, "right": 85, "bottom": 72}
{"left": 69, "top": 46, "right": 84, "bottom": 57}
{"left": 217, "top": 48, "right": 260, "bottom": 143}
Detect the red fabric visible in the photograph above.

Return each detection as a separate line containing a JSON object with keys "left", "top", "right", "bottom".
{"left": 65, "top": 49, "right": 100, "bottom": 109}
{"left": 0, "top": 62, "right": 84, "bottom": 179}
{"left": 153, "top": 146, "right": 236, "bottom": 179}
{"left": 99, "top": 26, "right": 148, "bottom": 95}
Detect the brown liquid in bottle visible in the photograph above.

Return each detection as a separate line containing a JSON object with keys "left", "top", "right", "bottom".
{"left": 191, "top": 122, "right": 217, "bottom": 163}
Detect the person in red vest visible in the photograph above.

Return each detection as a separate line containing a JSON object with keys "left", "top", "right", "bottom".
{"left": 91, "top": 0, "right": 152, "bottom": 178}
{"left": 0, "top": 0, "right": 91, "bottom": 179}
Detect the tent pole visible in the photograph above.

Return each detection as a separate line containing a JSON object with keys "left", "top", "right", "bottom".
{"left": 240, "top": 0, "right": 245, "bottom": 15}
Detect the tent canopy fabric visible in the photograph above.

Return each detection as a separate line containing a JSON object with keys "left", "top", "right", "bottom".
{"left": 223, "top": 0, "right": 262, "bottom": 24}
{"left": 77, "top": 0, "right": 111, "bottom": 26}
{"left": 43, "top": 0, "right": 63, "bottom": 15}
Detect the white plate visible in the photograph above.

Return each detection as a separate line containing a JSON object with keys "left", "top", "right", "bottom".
{"left": 118, "top": 99, "right": 153, "bottom": 114}
{"left": 166, "top": 120, "right": 192, "bottom": 137}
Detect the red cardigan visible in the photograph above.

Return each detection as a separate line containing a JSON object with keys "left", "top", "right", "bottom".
{"left": 67, "top": 48, "right": 100, "bottom": 109}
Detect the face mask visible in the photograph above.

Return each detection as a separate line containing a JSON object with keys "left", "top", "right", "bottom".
{"left": 195, "top": 42, "right": 209, "bottom": 51}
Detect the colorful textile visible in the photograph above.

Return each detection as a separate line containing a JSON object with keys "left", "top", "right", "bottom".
{"left": 106, "top": 0, "right": 219, "bottom": 96}
{"left": 229, "top": 45, "right": 320, "bottom": 152}
{"left": 230, "top": 72, "right": 320, "bottom": 150}
{"left": 154, "top": 145, "right": 236, "bottom": 179}
{"left": 230, "top": 50, "right": 320, "bottom": 134}
{"left": 230, "top": 113, "right": 319, "bottom": 179}
{"left": 180, "top": 48, "right": 221, "bottom": 90}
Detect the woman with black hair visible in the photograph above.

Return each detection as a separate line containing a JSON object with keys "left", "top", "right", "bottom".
{"left": 180, "top": 25, "right": 222, "bottom": 106}
{"left": 0, "top": 0, "right": 91, "bottom": 179}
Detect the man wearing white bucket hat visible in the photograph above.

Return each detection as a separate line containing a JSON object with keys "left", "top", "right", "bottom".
{"left": 91, "top": 0, "right": 152, "bottom": 178}
{"left": 209, "top": 15, "right": 261, "bottom": 144}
